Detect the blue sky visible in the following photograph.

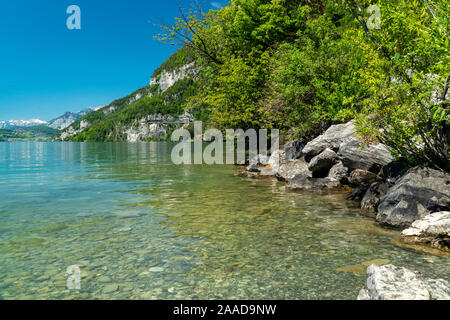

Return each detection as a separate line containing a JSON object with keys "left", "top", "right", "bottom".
{"left": 0, "top": 0, "right": 224, "bottom": 121}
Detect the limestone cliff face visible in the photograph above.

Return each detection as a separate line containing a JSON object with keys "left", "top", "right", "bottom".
{"left": 103, "top": 92, "right": 148, "bottom": 115}
{"left": 59, "top": 119, "right": 91, "bottom": 140}
{"left": 123, "top": 120, "right": 167, "bottom": 142}
{"left": 150, "top": 62, "right": 196, "bottom": 92}
{"left": 123, "top": 111, "right": 193, "bottom": 142}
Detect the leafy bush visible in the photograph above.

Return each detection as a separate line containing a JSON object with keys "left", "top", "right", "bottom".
{"left": 347, "top": 0, "right": 449, "bottom": 171}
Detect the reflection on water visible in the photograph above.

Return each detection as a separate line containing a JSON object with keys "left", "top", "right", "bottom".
{"left": 0, "top": 142, "right": 448, "bottom": 300}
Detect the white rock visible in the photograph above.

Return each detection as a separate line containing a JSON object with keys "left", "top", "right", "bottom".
{"left": 274, "top": 159, "right": 311, "bottom": 182}
{"left": 79, "top": 120, "right": 90, "bottom": 130}
{"left": 357, "top": 264, "right": 450, "bottom": 300}
{"left": 402, "top": 211, "right": 450, "bottom": 237}
{"left": 124, "top": 118, "right": 167, "bottom": 142}
{"left": 303, "top": 120, "right": 356, "bottom": 161}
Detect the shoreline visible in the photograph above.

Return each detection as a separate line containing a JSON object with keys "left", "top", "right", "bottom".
{"left": 0, "top": 138, "right": 448, "bottom": 300}
{"left": 232, "top": 120, "right": 449, "bottom": 299}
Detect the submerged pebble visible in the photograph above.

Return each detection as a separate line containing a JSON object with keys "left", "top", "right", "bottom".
{"left": 1, "top": 142, "right": 448, "bottom": 300}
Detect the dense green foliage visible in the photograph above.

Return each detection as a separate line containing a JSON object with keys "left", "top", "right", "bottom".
{"left": 63, "top": 0, "right": 448, "bottom": 170}
{"left": 0, "top": 126, "right": 59, "bottom": 141}
{"left": 263, "top": 5, "right": 367, "bottom": 139}
{"left": 159, "top": 0, "right": 449, "bottom": 170}
{"left": 163, "top": 0, "right": 368, "bottom": 135}
{"left": 349, "top": 0, "right": 449, "bottom": 171}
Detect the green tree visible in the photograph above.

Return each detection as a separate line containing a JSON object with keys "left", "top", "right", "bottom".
{"left": 264, "top": 3, "right": 367, "bottom": 139}
{"left": 344, "top": 0, "right": 449, "bottom": 171}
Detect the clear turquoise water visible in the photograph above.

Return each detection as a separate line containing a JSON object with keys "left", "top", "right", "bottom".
{"left": 0, "top": 142, "right": 448, "bottom": 300}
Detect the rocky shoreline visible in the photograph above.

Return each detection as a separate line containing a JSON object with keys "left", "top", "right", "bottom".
{"left": 236, "top": 120, "right": 450, "bottom": 299}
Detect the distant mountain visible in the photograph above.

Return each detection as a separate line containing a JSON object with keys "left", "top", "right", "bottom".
{"left": 48, "top": 107, "right": 102, "bottom": 130}
{"left": 0, "top": 119, "right": 48, "bottom": 129}
{"left": 0, "top": 106, "right": 102, "bottom": 132}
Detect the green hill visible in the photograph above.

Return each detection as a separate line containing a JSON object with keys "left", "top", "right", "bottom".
{"left": 0, "top": 126, "right": 60, "bottom": 141}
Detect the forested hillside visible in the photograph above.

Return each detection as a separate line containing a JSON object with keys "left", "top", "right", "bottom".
{"left": 158, "top": 0, "right": 449, "bottom": 171}
{"left": 62, "top": 0, "right": 448, "bottom": 171}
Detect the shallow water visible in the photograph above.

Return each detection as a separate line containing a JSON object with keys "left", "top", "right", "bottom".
{"left": 0, "top": 142, "right": 448, "bottom": 300}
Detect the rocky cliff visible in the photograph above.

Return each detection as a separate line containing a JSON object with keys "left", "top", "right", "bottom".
{"left": 150, "top": 61, "right": 196, "bottom": 92}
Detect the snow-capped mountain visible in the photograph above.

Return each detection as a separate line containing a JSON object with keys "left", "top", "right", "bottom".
{"left": 0, "top": 106, "right": 103, "bottom": 131}
{"left": 47, "top": 107, "right": 102, "bottom": 130}
{"left": 0, "top": 119, "right": 48, "bottom": 129}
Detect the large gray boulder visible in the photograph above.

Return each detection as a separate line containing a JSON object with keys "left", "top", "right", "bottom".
{"left": 302, "top": 120, "right": 356, "bottom": 161}
{"left": 377, "top": 167, "right": 450, "bottom": 228}
{"left": 302, "top": 141, "right": 333, "bottom": 162}
{"left": 274, "top": 159, "right": 311, "bottom": 182}
{"left": 401, "top": 211, "right": 450, "bottom": 250}
{"left": 328, "top": 161, "right": 349, "bottom": 184}
{"left": 283, "top": 140, "right": 304, "bottom": 160}
{"left": 307, "top": 148, "right": 338, "bottom": 177}
{"left": 357, "top": 264, "right": 450, "bottom": 300}
{"left": 338, "top": 138, "right": 394, "bottom": 173}
{"left": 361, "top": 182, "right": 389, "bottom": 214}
{"left": 378, "top": 158, "right": 410, "bottom": 186}
{"left": 348, "top": 169, "right": 379, "bottom": 187}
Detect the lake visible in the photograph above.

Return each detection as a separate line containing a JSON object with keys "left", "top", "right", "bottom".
{"left": 0, "top": 142, "right": 448, "bottom": 299}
